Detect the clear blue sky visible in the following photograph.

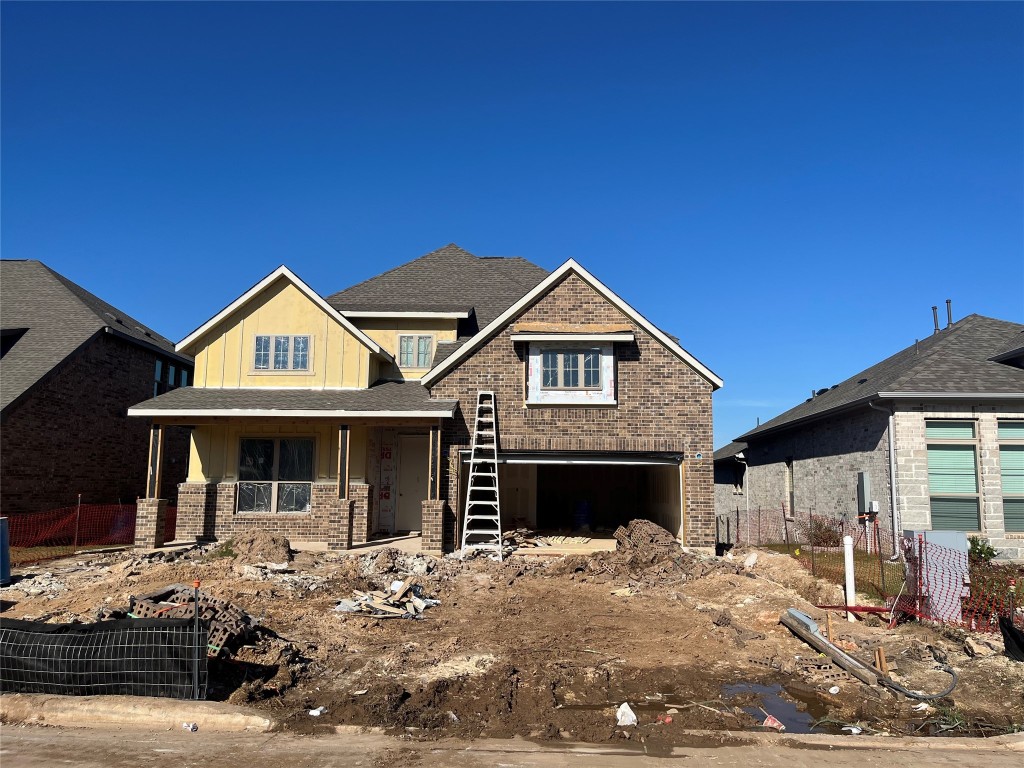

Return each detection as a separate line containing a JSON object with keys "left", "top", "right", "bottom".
{"left": 3, "top": 2, "right": 1022, "bottom": 448}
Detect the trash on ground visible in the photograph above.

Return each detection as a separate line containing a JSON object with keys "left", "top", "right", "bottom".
{"left": 334, "top": 578, "right": 439, "bottom": 619}
{"left": 182, "top": 722, "right": 198, "bottom": 732}
{"left": 309, "top": 706, "right": 327, "bottom": 716}
{"left": 828, "top": 685, "right": 841, "bottom": 695}
{"left": 616, "top": 702, "right": 637, "bottom": 726}
{"left": 842, "top": 725, "right": 863, "bottom": 735}
{"left": 761, "top": 713, "right": 785, "bottom": 731}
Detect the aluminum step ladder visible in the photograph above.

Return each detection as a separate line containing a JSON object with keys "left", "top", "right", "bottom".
{"left": 460, "top": 391, "right": 504, "bottom": 560}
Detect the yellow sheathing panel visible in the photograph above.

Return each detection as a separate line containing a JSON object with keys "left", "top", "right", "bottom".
{"left": 349, "top": 425, "right": 368, "bottom": 482}
{"left": 182, "top": 277, "right": 370, "bottom": 389}
{"left": 355, "top": 318, "right": 457, "bottom": 381}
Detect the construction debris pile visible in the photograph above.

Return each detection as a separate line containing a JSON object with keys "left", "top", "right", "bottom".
{"left": 97, "top": 584, "right": 256, "bottom": 656}
{"left": 335, "top": 577, "right": 440, "bottom": 619}
{"left": 503, "top": 528, "right": 593, "bottom": 549}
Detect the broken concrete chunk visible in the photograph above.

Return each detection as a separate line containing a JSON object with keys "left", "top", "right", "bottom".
{"left": 743, "top": 552, "right": 758, "bottom": 570}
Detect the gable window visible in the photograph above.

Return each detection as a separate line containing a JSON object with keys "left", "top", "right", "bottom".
{"left": 254, "top": 335, "right": 310, "bottom": 371}
{"left": 999, "top": 420, "right": 1024, "bottom": 532}
{"left": 237, "top": 437, "right": 315, "bottom": 513}
{"left": 541, "top": 349, "right": 601, "bottom": 389}
{"left": 154, "top": 358, "right": 189, "bottom": 396}
{"left": 926, "top": 420, "right": 980, "bottom": 531}
{"left": 399, "top": 335, "right": 432, "bottom": 368}
{"left": 527, "top": 343, "right": 616, "bottom": 405}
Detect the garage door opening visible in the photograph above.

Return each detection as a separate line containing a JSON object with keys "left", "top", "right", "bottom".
{"left": 459, "top": 452, "right": 684, "bottom": 546}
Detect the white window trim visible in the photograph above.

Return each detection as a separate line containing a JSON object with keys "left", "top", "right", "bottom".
{"left": 251, "top": 334, "right": 314, "bottom": 375}
{"left": 526, "top": 342, "right": 616, "bottom": 406}
{"left": 397, "top": 333, "right": 434, "bottom": 369}
{"left": 925, "top": 419, "right": 982, "bottom": 532}
{"left": 236, "top": 436, "right": 317, "bottom": 514}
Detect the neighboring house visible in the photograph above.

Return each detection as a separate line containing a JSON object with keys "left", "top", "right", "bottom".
{"left": 728, "top": 313, "right": 1024, "bottom": 561}
{"left": 713, "top": 441, "right": 747, "bottom": 521}
{"left": 0, "top": 260, "right": 193, "bottom": 516}
{"left": 127, "top": 244, "right": 722, "bottom": 553}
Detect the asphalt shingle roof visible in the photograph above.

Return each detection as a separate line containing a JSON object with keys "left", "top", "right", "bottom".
{"left": 713, "top": 442, "right": 748, "bottom": 462}
{"left": 128, "top": 380, "right": 456, "bottom": 415}
{"left": 1, "top": 260, "right": 182, "bottom": 414}
{"left": 739, "top": 314, "right": 1024, "bottom": 442}
{"left": 326, "top": 244, "right": 549, "bottom": 328}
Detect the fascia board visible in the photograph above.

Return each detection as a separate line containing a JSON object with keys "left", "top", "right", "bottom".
{"left": 509, "top": 333, "right": 635, "bottom": 342}
{"left": 421, "top": 258, "right": 723, "bottom": 389}
{"left": 127, "top": 407, "right": 455, "bottom": 419}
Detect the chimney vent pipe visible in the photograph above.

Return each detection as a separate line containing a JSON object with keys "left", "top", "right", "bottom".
{"left": 932, "top": 306, "right": 940, "bottom": 334}
{"left": 946, "top": 299, "right": 953, "bottom": 329}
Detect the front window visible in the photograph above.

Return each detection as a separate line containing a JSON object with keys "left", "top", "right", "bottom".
{"left": 237, "top": 437, "right": 315, "bottom": 513}
{"left": 926, "top": 420, "right": 980, "bottom": 531}
{"left": 254, "top": 335, "right": 310, "bottom": 371}
{"left": 999, "top": 421, "right": 1024, "bottom": 532}
{"left": 399, "top": 335, "right": 433, "bottom": 368}
{"left": 540, "top": 349, "right": 601, "bottom": 390}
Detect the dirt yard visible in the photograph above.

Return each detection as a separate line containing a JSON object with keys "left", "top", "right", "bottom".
{"left": 2, "top": 527, "right": 1022, "bottom": 748}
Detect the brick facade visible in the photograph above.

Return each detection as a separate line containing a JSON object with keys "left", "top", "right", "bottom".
{"left": 1, "top": 332, "right": 190, "bottom": 515}
{"left": 421, "top": 499, "right": 446, "bottom": 552}
{"left": 172, "top": 480, "right": 360, "bottom": 551}
{"left": 349, "top": 483, "right": 373, "bottom": 545}
{"left": 428, "top": 273, "right": 716, "bottom": 546}
{"left": 740, "top": 407, "right": 893, "bottom": 533}
{"left": 135, "top": 497, "right": 167, "bottom": 549}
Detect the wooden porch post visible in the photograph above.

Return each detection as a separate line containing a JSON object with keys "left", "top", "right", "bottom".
{"left": 146, "top": 424, "right": 164, "bottom": 498}
{"left": 338, "top": 425, "right": 350, "bottom": 499}
{"left": 428, "top": 424, "right": 440, "bottom": 501}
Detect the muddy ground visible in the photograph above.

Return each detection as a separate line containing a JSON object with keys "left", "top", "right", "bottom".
{"left": 2, "top": 531, "right": 1022, "bottom": 748}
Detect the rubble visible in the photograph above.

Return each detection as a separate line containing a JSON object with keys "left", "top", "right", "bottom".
{"left": 335, "top": 577, "right": 439, "bottom": 619}
{"left": 238, "top": 562, "right": 327, "bottom": 592}
{"left": 229, "top": 530, "right": 293, "bottom": 564}
{"left": 2, "top": 572, "right": 68, "bottom": 598}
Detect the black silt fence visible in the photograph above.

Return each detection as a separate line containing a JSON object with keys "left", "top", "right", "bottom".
{"left": 0, "top": 618, "right": 207, "bottom": 699}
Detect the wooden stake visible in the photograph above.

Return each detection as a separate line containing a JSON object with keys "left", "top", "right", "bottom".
{"left": 877, "top": 647, "right": 889, "bottom": 677}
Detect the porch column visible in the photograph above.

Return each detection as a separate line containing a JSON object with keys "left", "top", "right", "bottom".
{"left": 338, "top": 425, "right": 350, "bottom": 498}
{"left": 428, "top": 424, "right": 441, "bottom": 501}
{"left": 146, "top": 424, "right": 164, "bottom": 499}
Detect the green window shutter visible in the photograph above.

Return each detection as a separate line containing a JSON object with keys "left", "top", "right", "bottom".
{"left": 927, "top": 445, "right": 978, "bottom": 494}
{"left": 1001, "top": 446, "right": 1024, "bottom": 495}
{"left": 930, "top": 497, "right": 980, "bottom": 530}
{"left": 925, "top": 421, "right": 975, "bottom": 439}
{"left": 1004, "top": 499, "right": 1024, "bottom": 532}
{"left": 998, "top": 421, "right": 1024, "bottom": 440}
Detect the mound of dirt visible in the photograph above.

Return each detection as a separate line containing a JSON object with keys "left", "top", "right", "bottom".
{"left": 230, "top": 530, "right": 292, "bottom": 564}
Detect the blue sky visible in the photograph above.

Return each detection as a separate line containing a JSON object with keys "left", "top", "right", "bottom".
{"left": 3, "top": 2, "right": 1022, "bottom": 447}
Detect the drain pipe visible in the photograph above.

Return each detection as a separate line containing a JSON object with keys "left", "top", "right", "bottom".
{"left": 736, "top": 452, "right": 750, "bottom": 546}
{"left": 868, "top": 400, "right": 899, "bottom": 552}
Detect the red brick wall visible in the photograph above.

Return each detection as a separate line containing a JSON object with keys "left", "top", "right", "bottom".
{"left": 429, "top": 273, "right": 716, "bottom": 546}
{"left": 1, "top": 332, "right": 191, "bottom": 516}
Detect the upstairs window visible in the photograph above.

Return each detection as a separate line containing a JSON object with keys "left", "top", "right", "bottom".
{"left": 153, "top": 358, "right": 190, "bottom": 396}
{"left": 399, "top": 335, "right": 433, "bottom": 368}
{"left": 254, "top": 335, "right": 310, "bottom": 371}
{"left": 541, "top": 349, "right": 601, "bottom": 389}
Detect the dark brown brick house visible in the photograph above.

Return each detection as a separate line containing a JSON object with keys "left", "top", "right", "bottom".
{"left": 0, "top": 260, "right": 193, "bottom": 516}
{"left": 129, "top": 245, "right": 721, "bottom": 552}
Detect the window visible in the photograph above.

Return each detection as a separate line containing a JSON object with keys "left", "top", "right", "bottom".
{"left": 399, "top": 335, "right": 432, "bottom": 368}
{"left": 154, "top": 360, "right": 163, "bottom": 397}
{"left": 999, "top": 421, "right": 1024, "bottom": 532}
{"left": 254, "top": 335, "right": 310, "bottom": 371}
{"left": 153, "top": 358, "right": 189, "bottom": 396}
{"left": 237, "top": 437, "right": 315, "bottom": 513}
{"left": 540, "top": 349, "right": 601, "bottom": 389}
{"left": 926, "top": 420, "right": 980, "bottom": 530}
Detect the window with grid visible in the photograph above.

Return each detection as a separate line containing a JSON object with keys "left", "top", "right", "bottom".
{"left": 540, "top": 349, "right": 601, "bottom": 389}
{"left": 398, "top": 335, "right": 433, "bottom": 368}
{"left": 254, "top": 335, "right": 310, "bottom": 371}
{"left": 999, "top": 421, "right": 1024, "bottom": 532}
{"left": 237, "top": 437, "right": 314, "bottom": 513}
{"left": 925, "top": 420, "right": 980, "bottom": 530}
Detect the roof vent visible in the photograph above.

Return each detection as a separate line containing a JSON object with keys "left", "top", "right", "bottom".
{"left": 815, "top": 388, "right": 830, "bottom": 397}
{"left": 857, "top": 378, "right": 868, "bottom": 385}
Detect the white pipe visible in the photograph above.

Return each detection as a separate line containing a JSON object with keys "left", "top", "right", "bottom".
{"left": 844, "top": 535, "right": 856, "bottom": 622}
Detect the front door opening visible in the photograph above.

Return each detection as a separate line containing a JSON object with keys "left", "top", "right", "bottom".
{"left": 396, "top": 434, "right": 429, "bottom": 532}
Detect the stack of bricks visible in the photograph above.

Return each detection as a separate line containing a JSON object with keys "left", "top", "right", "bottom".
{"left": 134, "top": 498, "right": 167, "bottom": 549}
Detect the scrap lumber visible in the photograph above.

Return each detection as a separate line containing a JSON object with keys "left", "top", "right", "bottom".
{"left": 779, "top": 609, "right": 881, "bottom": 686}
{"left": 336, "top": 580, "right": 439, "bottom": 619}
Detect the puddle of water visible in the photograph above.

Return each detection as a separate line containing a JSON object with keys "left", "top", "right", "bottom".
{"left": 721, "top": 682, "right": 836, "bottom": 734}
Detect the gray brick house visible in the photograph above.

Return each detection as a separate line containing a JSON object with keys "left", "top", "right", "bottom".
{"left": 0, "top": 260, "right": 193, "bottom": 515}
{"left": 128, "top": 244, "right": 722, "bottom": 552}
{"left": 719, "top": 313, "right": 1024, "bottom": 561}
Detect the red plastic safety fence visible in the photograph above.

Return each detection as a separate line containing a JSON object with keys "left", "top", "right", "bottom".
{"left": 5, "top": 504, "right": 178, "bottom": 565}
{"left": 731, "top": 505, "right": 1022, "bottom": 634}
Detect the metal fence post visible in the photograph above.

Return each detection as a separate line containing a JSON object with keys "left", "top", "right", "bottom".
{"left": 783, "top": 507, "right": 791, "bottom": 555}
{"left": 875, "top": 521, "right": 887, "bottom": 596}
{"left": 193, "top": 579, "right": 201, "bottom": 700}
{"left": 73, "top": 494, "right": 82, "bottom": 554}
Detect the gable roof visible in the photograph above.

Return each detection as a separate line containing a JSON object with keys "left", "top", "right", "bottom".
{"left": 1, "top": 260, "right": 183, "bottom": 414}
{"left": 420, "top": 258, "right": 723, "bottom": 389}
{"left": 327, "top": 244, "right": 550, "bottom": 328}
{"left": 739, "top": 314, "right": 1024, "bottom": 442}
{"left": 177, "top": 266, "right": 386, "bottom": 358}
{"left": 713, "top": 441, "right": 748, "bottom": 462}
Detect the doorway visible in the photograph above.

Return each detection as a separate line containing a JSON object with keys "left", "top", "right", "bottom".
{"left": 396, "top": 434, "right": 429, "bottom": 532}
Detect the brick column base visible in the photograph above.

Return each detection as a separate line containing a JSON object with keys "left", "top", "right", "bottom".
{"left": 422, "top": 500, "right": 446, "bottom": 553}
{"left": 135, "top": 498, "right": 167, "bottom": 549}
{"left": 349, "top": 483, "right": 372, "bottom": 545}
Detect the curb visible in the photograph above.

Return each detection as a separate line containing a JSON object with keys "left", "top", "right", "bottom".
{"left": 0, "top": 693, "right": 273, "bottom": 732}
